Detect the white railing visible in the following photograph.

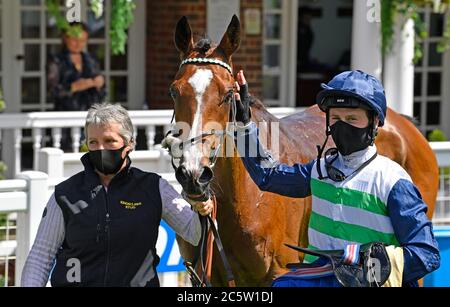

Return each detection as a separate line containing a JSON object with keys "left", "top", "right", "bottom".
{"left": 0, "top": 108, "right": 301, "bottom": 178}
{"left": 0, "top": 172, "right": 49, "bottom": 287}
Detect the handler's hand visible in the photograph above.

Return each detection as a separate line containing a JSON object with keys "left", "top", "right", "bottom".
{"left": 191, "top": 199, "right": 214, "bottom": 216}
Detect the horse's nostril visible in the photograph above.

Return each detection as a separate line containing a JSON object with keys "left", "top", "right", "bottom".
{"left": 198, "top": 166, "right": 213, "bottom": 184}
{"left": 175, "top": 165, "right": 190, "bottom": 185}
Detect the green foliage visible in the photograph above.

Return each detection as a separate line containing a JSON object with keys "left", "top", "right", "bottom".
{"left": 0, "top": 213, "right": 6, "bottom": 242}
{"left": 46, "top": 0, "right": 70, "bottom": 33}
{"left": 0, "top": 87, "right": 5, "bottom": 112}
{"left": 0, "top": 115, "right": 5, "bottom": 178}
{"left": 428, "top": 129, "right": 448, "bottom": 141}
{"left": 90, "top": 0, "right": 104, "bottom": 19}
{"left": 0, "top": 88, "right": 5, "bottom": 181}
{"left": 79, "top": 143, "right": 89, "bottom": 153}
{"left": 381, "top": 0, "right": 450, "bottom": 63}
{"left": 46, "top": 0, "right": 136, "bottom": 55}
{"left": 381, "top": 0, "right": 397, "bottom": 57}
{"left": 110, "top": 0, "right": 136, "bottom": 55}
{"left": 46, "top": 0, "right": 86, "bottom": 37}
{"left": 437, "top": 17, "right": 450, "bottom": 52}
{"left": 0, "top": 162, "right": 6, "bottom": 180}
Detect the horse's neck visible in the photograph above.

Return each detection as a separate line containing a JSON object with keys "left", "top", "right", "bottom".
{"left": 212, "top": 105, "right": 277, "bottom": 204}
{"left": 213, "top": 156, "right": 245, "bottom": 205}
{"left": 251, "top": 102, "right": 279, "bottom": 124}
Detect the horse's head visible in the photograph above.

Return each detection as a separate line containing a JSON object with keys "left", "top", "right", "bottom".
{"left": 166, "top": 15, "right": 241, "bottom": 200}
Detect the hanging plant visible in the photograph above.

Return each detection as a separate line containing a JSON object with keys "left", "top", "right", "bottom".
{"left": 110, "top": 0, "right": 136, "bottom": 55}
{"left": 0, "top": 162, "right": 6, "bottom": 180}
{"left": 438, "top": 15, "right": 450, "bottom": 52}
{"left": 46, "top": 0, "right": 135, "bottom": 55}
{"left": 90, "top": 0, "right": 105, "bottom": 18}
{"left": 0, "top": 87, "right": 5, "bottom": 112}
{"left": 0, "top": 88, "right": 5, "bottom": 180}
{"left": 381, "top": 0, "right": 450, "bottom": 63}
{"left": 46, "top": 0, "right": 70, "bottom": 32}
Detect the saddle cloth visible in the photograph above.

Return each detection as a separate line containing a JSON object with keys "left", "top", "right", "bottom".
{"left": 279, "top": 242, "right": 391, "bottom": 287}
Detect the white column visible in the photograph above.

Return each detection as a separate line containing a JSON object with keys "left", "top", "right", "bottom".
{"left": 207, "top": 0, "right": 240, "bottom": 43}
{"left": 351, "top": 0, "right": 382, "bottom": 79}
{"left": 32, "top": 128, "right": 43, "bottom": 171}
{"left": 15, "top": 171, "right": 49, "bottom": 286}
{"left": 128, "top": 0, "right": 147, "bottom": 110}
{"left": 1, "top": 128, "right": 22, "bottom": 179}
{"left": 383, "top": 16, "right": 415, "bottom": 116}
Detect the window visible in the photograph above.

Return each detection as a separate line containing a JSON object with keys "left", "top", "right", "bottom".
{"left": 262, "top": 0, "right": 297, "bottom": 107}
{"left": 263, "top": 0, "right": 282, "bottom": 106}
{"left": 16, "top": 0, "right": 135, "bottom": 112}
{"left": 414, "top": 8, "right": 450, "bottom": 139}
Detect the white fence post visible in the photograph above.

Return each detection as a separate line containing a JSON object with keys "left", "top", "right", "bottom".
{"left": 14, "top": 171, "right": 49, "bottom": 286}
{"left": 38, "top": 148, "right": 65, "bottom": 178}
{"left": 430, "top": 142, "right": 450, "bottom": 166}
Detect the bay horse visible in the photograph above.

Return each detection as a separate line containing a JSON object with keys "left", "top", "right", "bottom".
{"left": 167, "top": 15, "right": 439, "bottom": 286}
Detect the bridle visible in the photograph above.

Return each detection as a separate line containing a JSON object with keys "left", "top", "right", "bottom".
{"left": 166, "top": 57, "right": 238, "bottom": 173}
{"left": 165, "top": 56, "right": 237, "bottom": 287}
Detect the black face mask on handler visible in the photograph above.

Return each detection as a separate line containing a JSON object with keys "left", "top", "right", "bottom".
{"left": 316, "top": 111, "right": 378, "bottom": 182}
{"left": 89, "top": 146, "right": 128, "bottom": 175}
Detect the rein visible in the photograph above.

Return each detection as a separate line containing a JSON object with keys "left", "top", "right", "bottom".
{"left": 167, "top": 57, "right": 237, "bottom": 287}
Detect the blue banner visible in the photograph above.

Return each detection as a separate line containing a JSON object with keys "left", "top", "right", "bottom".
{"left": 156, "top": 220, "right": 185, "bottom": 272}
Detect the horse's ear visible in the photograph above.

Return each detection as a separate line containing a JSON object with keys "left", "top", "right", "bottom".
{"left": 174, "top": 16, "right": 194, "bottom": 58}
{"left": 218, "top": 15, "right": 241, "bottom": 59}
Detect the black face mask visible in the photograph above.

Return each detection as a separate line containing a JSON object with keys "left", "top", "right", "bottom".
{"left": 330, "top": 120, "right": 372, "bottom": 156}
{"left": 89, "top": 146, "right": 127, "bottom": 175}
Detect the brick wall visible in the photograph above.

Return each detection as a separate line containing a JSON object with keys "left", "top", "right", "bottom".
{"left": 146, "top": 0, "right": 263, "bottom": 109}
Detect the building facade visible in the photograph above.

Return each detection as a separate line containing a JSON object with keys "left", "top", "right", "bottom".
{"left": 0, "top": 0, "right": 448, "bottom": 138}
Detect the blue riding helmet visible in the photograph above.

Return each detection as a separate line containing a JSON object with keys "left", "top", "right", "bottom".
{"left": 316, "top": 70, "right": 387, "bottom": 127}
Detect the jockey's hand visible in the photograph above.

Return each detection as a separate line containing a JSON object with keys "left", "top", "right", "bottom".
{"left": 234, "top": 70, "right": 251, "bottom": 125}
{"left": 191, "top": 198, "right": 214, "bottom": 216}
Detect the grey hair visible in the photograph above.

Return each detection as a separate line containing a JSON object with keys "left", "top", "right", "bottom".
{"left": 85, "top": 103, "right": 134, "bottom": 149}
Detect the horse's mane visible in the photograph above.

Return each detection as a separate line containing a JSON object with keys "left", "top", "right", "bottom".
{"left": 400, "top": 114, "right": 419, "bottom": 127}
{"left": 193, "top": 37, "right": 268, "bottom": 113}
{"left": 248, "top": 95, "right": 263, "bottom": 108}
{"left": 194, "top": 37, "right": 216, "bottom": 54}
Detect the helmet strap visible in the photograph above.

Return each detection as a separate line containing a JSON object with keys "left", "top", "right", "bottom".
{"left": 368, "top": 111, "right": 378, "bottom": 145}
{"left": 317, "top": 111, "right": 377, "bottom": 180}
{"left": 316, "top": 111, "right": 331, "bottom": 180}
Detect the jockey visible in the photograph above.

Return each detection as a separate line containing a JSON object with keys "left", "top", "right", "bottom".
{"left": 233, "top": 70, "right": 440, "bottom": 287}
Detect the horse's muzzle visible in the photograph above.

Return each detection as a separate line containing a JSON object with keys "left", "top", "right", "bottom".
{"left": 175, "top": 164, "right": 213, "bottom": 198}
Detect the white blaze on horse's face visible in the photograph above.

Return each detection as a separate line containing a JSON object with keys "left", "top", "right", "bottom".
{"left": 185, "top": 68, "right": 213, "bottom": 172}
